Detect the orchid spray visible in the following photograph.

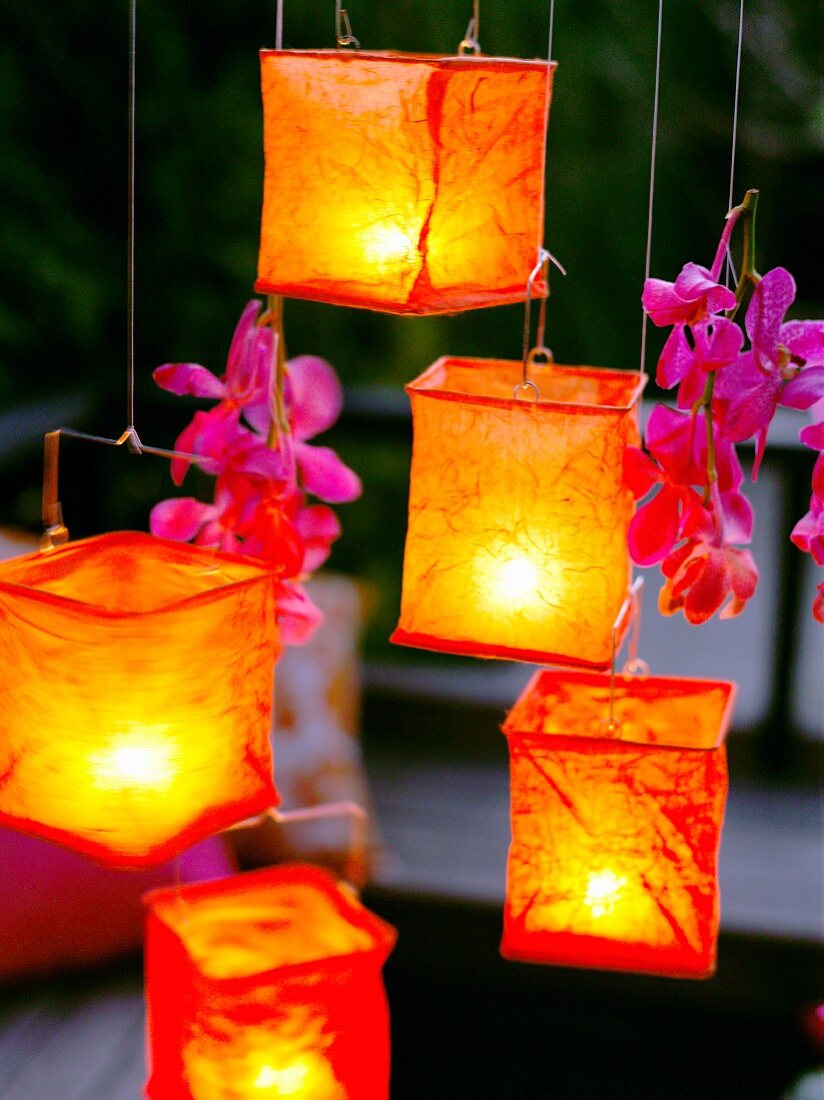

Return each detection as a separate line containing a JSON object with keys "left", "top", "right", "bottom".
{"left": 150, "top": 299, "right": 361, "bottom": 644}
{"left": 628, "top": 191, "right": 824, "bottom": 624}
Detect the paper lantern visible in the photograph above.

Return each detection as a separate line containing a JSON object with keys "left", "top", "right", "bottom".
{"left": 501, "top": 670, "right": 736, "bottom": 978}
{"left": 0, "top": 531, "right": 280, "bottom": 867}
{"left": 392, "top": 357, "right": 646, "bottom": 667}
{"left": 144, "top": 863, "right": 396, "bottom": 1099}
{"left": 256, "top": 51, "right": 554, "bottom": 314}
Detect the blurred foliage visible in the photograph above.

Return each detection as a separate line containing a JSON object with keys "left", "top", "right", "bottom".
{"left": 0, "top": 0, "right": 820, "bottom": 649}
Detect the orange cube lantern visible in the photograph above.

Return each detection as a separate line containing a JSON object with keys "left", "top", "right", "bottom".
{"left": 392, "top": 358, "right": 646, "bottom": 667}
{"left": 0, "top": 532, "right": 280, "bottom": 867}
{"left": 144, "top": 863, "right": 396, "bottom": 1099}
{"left": 501, "top": 670, "right": 736, "bottom": 978}
{"left": 256, "top": 51, "right": 554, "bottom": 314}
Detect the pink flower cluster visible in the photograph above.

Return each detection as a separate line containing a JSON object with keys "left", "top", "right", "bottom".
{"left": 629, "top": 207, "right": 824, "bottom": 625}
{"left": 150, "top": 300, "right": 361, "bottom": 644}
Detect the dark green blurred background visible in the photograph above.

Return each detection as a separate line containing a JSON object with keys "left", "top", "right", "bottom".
{"left": 0, "top": 0, "right": 820, "bottom": 652}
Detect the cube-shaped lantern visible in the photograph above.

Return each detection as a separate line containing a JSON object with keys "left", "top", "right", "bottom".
{"left": 0, "top": 532, "right": 279, "bottom": 867}
{"left": 256, "top": 51, "right": 554, "bottom": 314}
{"left": 392, "top": 358, "right": 646, "bottom": 667}
{"left": 144, "top": 863, "right": 396, "bottom": 1099}
{"left": 501, "top": 670, "right": 736, "bottom": 978}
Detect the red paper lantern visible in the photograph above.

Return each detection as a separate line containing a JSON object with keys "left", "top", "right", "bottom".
{"left": 256, "top": 51, "right": 554, "bottom": 314}
{"left": 0, "top": 532, "right": 280, "bottom": 867}
{"left": 144, "top": 864, "right": 396, "bottom": 1099}
{"left": 501, "top": 670, "right": 736, "bottom": 978}
{"left": 392, "top": 357, "right": 646, "bottom": 667}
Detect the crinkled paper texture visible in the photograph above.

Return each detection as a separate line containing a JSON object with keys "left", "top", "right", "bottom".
{"left": 256, "top": 51, "right": 553, "bottom": 314}
{"left": 501, "top": 671, "right": 735, "bottom": 978}
{"left": 144, "top": 865, "right": 396, "bottom": 1100}
{"left": 0, "top": 532, "right": 279, "bottom": 867}
{"left": 393, "top": 358, "right": 646, "bottom": 667}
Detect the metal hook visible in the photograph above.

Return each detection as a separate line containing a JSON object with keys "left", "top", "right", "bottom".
{"left": 458, "top": 1, "right": 481, "bottom": 54}
{"left": 605, "top": 576, "right": 648, "bottom": 729}
{"left": 335, "top": 1, "right": 360, "bottom": 48}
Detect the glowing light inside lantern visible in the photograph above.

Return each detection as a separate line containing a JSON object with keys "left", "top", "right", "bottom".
{"left": 90, "top": 726, "right": 178, "bottom": 793}
{"left": 359, "top": 221, "right": 419, "bottom": 271}
{"left": 487, "top": 555, "right": 540, "bottom": 607}
{"left": 583, "top": 870, "right": 626, "bottom": 920}
{"left": 251, "top": 1053, "right": 337, "bottom": 1096}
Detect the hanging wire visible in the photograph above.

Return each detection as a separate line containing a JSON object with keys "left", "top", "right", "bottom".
{"left": 127, "top": 0, "right": 136, "bottom": 432}
{"left": 547, "top": 0, "right": 556, "bottom": 62}
{"left": 725, "top": 0, "right": 745, "bottom": 286}
{"left": 458, "top": 0, "right": 481, "bottom": 54}
{"left": 335, "top": 0, "right": 360, "bottom": 48}
{"left": 276, "top": 0, "right": 284, "bottom": 49}
{"left": 638, "top": 0, "right": 665, "bottom": 377}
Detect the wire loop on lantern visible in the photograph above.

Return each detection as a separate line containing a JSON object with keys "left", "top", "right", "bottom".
{"left": 607, "top": 576, "right": 646, "bottom": 727}
{"left": 335, "top": 1, "right": 360, "bottom": 48}
{"left": 518, "top": 247, "right": 567, "bottom": 395}
{"left": 40, "top": 427, "right": 206, "bottom": 551}
{"left": 458, "top": 0, "right": 481, "bottom": 54}
{"left": 229, "top": 799, "right": 369, "bottom": 891}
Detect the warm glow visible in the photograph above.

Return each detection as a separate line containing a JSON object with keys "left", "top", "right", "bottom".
{"left": 358, "top": 222, "right": 419, "bottom": 271}
{"left": 485, "top": 555, "right": 540, "bottom": 607}
{"left": 90, "top": 726, "right": 178, "bottom": 793}
{"left": 501, "top": 670, "right": 735, "bottom": 977}
{"left": 257, "top": 51, "right": 554, "bottom": 314}
{"left": 583, "top": 870, "right": 626, "bottom": 919}
{"left": 144, "top": 866, "right": 396, "bottom": 1100}
{"left": 393, "top": 358, "right": 647, "bottom": 666}
{"left": 0, "top": 532, "right": 280, "bottom": 867}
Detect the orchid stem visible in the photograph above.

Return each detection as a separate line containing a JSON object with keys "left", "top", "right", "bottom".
{"left": 265, "top": 294, "right": 289, "bottom": 450}
{"left": 729, "top": 189, "right": 761, "bottom": 317}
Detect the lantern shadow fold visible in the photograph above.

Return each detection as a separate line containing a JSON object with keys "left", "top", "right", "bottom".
{"left": 144, "top": 863, "right": 396, "bottom": 1100}
{"left": 392, "top": 358, "right": 647, "bottom": 667}
{"left": 501, "top": 670, "right": 736, "bottom": 978}
{"left": 0, "top": 532, "right": 280, "bottom": 867}
{"left": 256, "top": 51, "right": 554, "bottom": 315}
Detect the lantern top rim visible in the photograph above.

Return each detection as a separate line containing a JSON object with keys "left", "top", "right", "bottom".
{"left": 144, "top": 863, "right": 397, "bottom": 982}
{"left": 503, "top": 669, "right": 737, "bottom": 752}
{"left": 259, "top": 48, "right": 557, "bottom": 73}
{"left": 407, "top": 357, "right": 647, "bottom": 414}
{"left": 0, "top": 530, "right": 279, "bottom": 619}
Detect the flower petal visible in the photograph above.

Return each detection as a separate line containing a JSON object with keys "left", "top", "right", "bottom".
{"left": 800, "top": 420, "right": 824, "bottom": 451}
{"left": 683, "top": 550, "right": 729, "bottom": 625}
{"left": 225, "top": 300, "right": 263, "bottom": 380}
{"left": 296, "top": 504, "right": 341, "bottom": 572}
{"left": 628, "top": 484, "right": 681, "bottom": 565}
{"left": 657, "top": 325, "right": 692, "bottom": 388}
{"left": 295, "top": 442, "right": 362, "bottom": 503}
{"left": 153, "top": 362, "right": 226, "bottom": 400}
{"left": 149, "top": 497, "right": 214, "bottom": 542}
{"left": 623, "top": 446, "right": 661, "bottom": 499}
{"left": 674, "top": 263, "right": 736, "bottom": 314}
{"left": 781, "top": 320, "right": 824, "bottom": 366}
{"left": 276, "top": 580, "right": 325, "bottom": 646}
{"left": 781, "top": 367, "right": 824, "bottom": 412}
{"left": 720, "top": 490, "right": 754, "bottom": 544}
{"left": 746, "top": 267, "right": 795, "bottom": 357}
{"left": 288, "top": 355, "right": 343, "bottom": 441}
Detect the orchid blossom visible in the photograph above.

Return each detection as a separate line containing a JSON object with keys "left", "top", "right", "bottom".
{"left": 633, "top": 191, "right": 824, "bottom": 624}
{"left": 150, "top": 300, "right": 360, "bottom": 644}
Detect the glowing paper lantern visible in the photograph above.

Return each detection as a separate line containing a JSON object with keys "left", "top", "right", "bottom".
{"left": 256, "top": 51, "right": 554, "bottom": 314}
{"left": 392, "top": 357, "right": 646, "bottom": 667}
{"left": 501, "top": 670, "right": 736, "bottom": 977}
{"left": 0, "top": 532, "right": 280, "bottom": 867}
{"left": 144, "top": 863, "right": 396, "bottom": 1099}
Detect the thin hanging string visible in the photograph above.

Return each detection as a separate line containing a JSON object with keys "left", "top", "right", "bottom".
{"left": 276, "top": 0, "right": 284, "bottom": 49}
{"left": 126, "top": 0, "right": 136, "bottom": 431}
{"left": 725, "top": 0, "right": 745, "bottom": 286}
{"left": 638, "top": 0, "right": 664, "bottom": 376}
{"left": 547, "top": 0, "right": 556, "bottom": 62}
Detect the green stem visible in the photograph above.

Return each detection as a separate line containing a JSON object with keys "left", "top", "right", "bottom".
{"left": 264, "top": 294, "right": 288, "bottom": 450}
{"left": 728, "top": 189, "right": 761, "bottom": 319}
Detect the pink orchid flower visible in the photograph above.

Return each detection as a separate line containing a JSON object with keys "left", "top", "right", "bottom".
{"left": 715, "top": 268, "right": 824, "bottom": 476}
{"left": 814, "top": 583, "right": 824, "bottom": 624}
{"left": 658, "top": 533, "right": 759, "bottom": 624}
{"left": 168, "top": 405, "right": 287, "bottom": 486}
{"left": 643, "top": 263, "right": 737, "bottom": 328}
{"left": 658, "top": 317, "right": 743, "bottom": 406}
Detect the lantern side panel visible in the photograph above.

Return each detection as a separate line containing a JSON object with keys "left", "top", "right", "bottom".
{"left": 258, "top": 53, "right": 434, "bottom": 312}
{"left": 145, "top": 866, "right": 395, "bottom": 1100}
{"left": 412, "top": 63, "right": 551, "bottom": 309}
{"left": 394, "top": 361, "right": 641, "bottom": 666}
{"left": 502, "top": 731, "right": 728, "bottom": 977}
{"left": 0, "top": 572, "right": 279, "bottom": 866}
